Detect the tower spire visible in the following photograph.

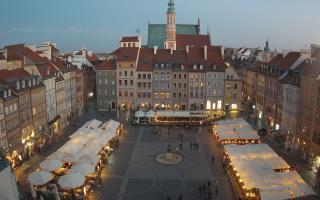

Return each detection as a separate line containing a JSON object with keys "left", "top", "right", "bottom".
{"left": 164, "top": 0, "right": 176, "bottom": 50}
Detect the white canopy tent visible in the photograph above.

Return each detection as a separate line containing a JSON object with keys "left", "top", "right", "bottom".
{"left": 224, "top": 144, "right": 315, "bottom": 199}
{"left": 145, "top": 110, "right": 156, "bottom": 118}
{"left": 40, "top": 160, "right": 63, "bottom": 172}
{"left": 28, "top": 170, "right": 53, "bottom": 186}
{"left": 70, "top": 163, "right": 95, "bottom": 176}
{"left": 135, "top": 110, "right": 145, "bottom": 118}
{"left": 58, "top": 173, "right": 86, "bottom": 190}
{"left": 216, "top": 118, "right": 251, "bottom": 126}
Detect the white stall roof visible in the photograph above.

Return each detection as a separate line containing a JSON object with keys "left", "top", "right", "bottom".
{"left": 216, "top": 126, "right": 259, "bottom": 140}
{"left": 145, "top": 110, "right": 156, "bottom": 118}
{"left": 224, "top": 144, "right": 315, "bottom": 199}
{"left": 135, "top": 110, "right": 145, "bottom": 118}
{"left": 156, "top": 111, "right": 206, "bottom": 118}
{"left": 216, "top": 118, "right": 251, "bottom": 126}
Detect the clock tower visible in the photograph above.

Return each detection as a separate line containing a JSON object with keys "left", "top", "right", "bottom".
{"left": 164, "top": 0, "right": 176, "bottom": 50}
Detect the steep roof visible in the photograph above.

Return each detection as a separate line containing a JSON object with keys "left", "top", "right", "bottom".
{"left": 275, "top": 52, "right": 301, "bottom": 70}
{"left": 36, "top": 58, "right": 59, "bottom": 79}
{"left": 95, "top": 59, "right": 116, "bottom": 70}
{"left": 137, "top": 48, "right": 154, "bottom": 71}
{"left": 0, "top": 69, "right": 31, "bottom": 80}
{"left": 300, "top": 60, "right": 320, "bottom": 79}
{"left": 112, "top": 47, "right": 139, "bottom": 62}
{"left": 176, "top": 34, "right": 210, "bottom": 49}
{"left": 268, "top": 54, "right": 283, "bottom": 67}
{"left": 279, "top": 74, "right": 299, "bottom": 86}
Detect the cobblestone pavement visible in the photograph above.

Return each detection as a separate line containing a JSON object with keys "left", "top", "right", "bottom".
{"left": 87, "top": 119, "right": 235, "bottom": 200}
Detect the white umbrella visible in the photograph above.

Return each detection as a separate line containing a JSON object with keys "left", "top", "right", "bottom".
{"left": 46, "top": 151, "right": 66, "bottom": 160}
{"left": 70, "top": 163, "right": 95, "bottom": 176}
{"left": 28, "top": 170, "right": 53, "bottom": 186}
{"left": 58, "top": 173, "right": 86, "bottom": 189}
{"left": 79, "top": 154, "right": 101, "bottom": 165}
{"left": 61, "top": 153, "right": 82, "bottom": 163}
{"left": 40, "top": 160, "right": 63, "bottom": 172}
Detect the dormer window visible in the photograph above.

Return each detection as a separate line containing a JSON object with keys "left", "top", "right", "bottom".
{"left": 213, "top": 65, "right": 217, "bottom": 70}
{"left": 33, "top": 79, "right": 36, "bottom": 86}
{"left": 193, "top": 65, "right": 197, "bottom": 70}
{"left": 8, "top": 89, "right": 11, "bottom": 96}
{"left": 161, "top": 64, "right": 164, "bottom": 68}
{"left": 200, "top": 65, "right": 203, "bottom": 70}
{"left": 29, "top": 80, "right": 32, "bottom": 87}
{"left": 4, "top": 91, "right": 7, "bottom": 98}
{"left": 181, "top": 65, "right": 184, "bottom": 70}
{"left": 16, "top": 81, "right": 20, "bottom": 89}
{"left": 22, "top": 80, "right": 25, "bottom": 88}
{"left": 155, "top": 64, "right": 159, "bottom": 68}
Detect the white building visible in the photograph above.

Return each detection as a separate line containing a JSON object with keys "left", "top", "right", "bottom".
{"left": 205, "top": 67, "right": 225, "bottom": 111}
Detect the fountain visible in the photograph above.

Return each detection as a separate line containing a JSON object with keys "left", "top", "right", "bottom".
{"left": 155, "top": 144, "right": 183, "bottom": 165}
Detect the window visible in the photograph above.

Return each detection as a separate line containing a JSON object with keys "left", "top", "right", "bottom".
{"left": 112, "top": 80, "right": 115, "bottom": 85}
{"left": 143, "top": 74, "right": 146, "bottom": 79}
{"left": 234, "top": 84, "right": 238, "bottom": 89}
{"left": 125, "top": 71, "right": 127, "bottom": 76}
{"left": 119, "top": 80, "right": 122, "bottom": 86}
{"left": 130, "top": 71, "right": 133, "bottom": 76}
{"left": 147, "top": 74, "right": 151, "bottom": 79}
{"left": 130, "top": 80, "right": 133, "bottom": 85}
{"left": 119, "top": 91, "right": 122, "bottom": 97}
{"left": 138, "top": 74, "right": 141, "bottom": 79}
{"left": 125, "top": 80, "right": 127, "bottom": 85}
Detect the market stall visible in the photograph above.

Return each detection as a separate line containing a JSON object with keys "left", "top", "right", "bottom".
{"left": 213, "top": 118, "right": 260, "bottom": 145}
{"left": 155, "top": 111, "right": 208, "bottom": 126}
{"left": 223, "top": 144, "right": 315, "bottom": 200}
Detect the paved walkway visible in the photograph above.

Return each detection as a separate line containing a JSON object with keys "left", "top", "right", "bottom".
{"left": 88, "top": 122, "right": 235, "bottom": 200}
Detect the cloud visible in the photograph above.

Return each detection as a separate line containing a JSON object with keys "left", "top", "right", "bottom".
{"left": 10, "top": 26, "right": 116, "bottom": 36}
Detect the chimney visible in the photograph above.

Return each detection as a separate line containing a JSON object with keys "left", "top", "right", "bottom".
{"left": 204, "top": 45, "right": 208, "bottom": 60}
{"left": 170, "top": 47, "right": 174, "bottom": 55}
{"left": 153, "top": 46, "right": 158, "bottom": 55}
{"left": 186, "top": 45, "right": 189, "bottom": 54}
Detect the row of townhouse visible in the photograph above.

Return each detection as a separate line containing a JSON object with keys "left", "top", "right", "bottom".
{"left": 243, "top": 44, "right": 320, "bottom": 171}
{"left": 0, "top": 42, "right": 91, "bottom": 166}
{"left": 96, "top": 36, "right": 243, "bottom": 113}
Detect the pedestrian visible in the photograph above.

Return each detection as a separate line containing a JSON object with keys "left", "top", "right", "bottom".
{"left": 179, "top": 143, "right": 182, "bottom": 150}
{"left": 208, "top": 180, "right": 211, "bottom": 187}
{"left": 179, "top": 194, "right": 182, "bottom": 200}
{"left": 198, "top": 186, "right": 202, "bottom": 194}
{"left": 202, "top": 185, "right": 205, "bottom": 191}
{"left": 215, "top": 187, "right": 218, "bottom": 196}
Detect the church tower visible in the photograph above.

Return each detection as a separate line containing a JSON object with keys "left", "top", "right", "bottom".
{"left": 164, "top": 0, "right": 176, "bottom": 50}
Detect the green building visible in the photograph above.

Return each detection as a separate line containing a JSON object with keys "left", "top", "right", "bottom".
{"left": 147, "top": 23, "right": 200, "bottom": 49}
